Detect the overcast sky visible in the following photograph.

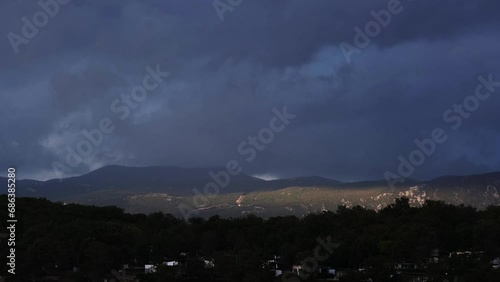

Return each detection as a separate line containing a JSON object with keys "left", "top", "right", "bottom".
{"left": 1, "top": 0, "right": 500, "bottom": 181}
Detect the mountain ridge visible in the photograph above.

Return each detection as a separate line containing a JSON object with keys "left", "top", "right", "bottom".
{"left": 3, "top": 165, "right": 500, "bottom": 197}
{"left": 2, "top": 165, "right": 500, "bottom": 217}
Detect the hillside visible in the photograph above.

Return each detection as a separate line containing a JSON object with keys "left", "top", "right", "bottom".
{"left": 3, "top": 166, "right": 500, "bottom": 218}
{"left": 1, "top": 195, "right": 499, "bottom": 281}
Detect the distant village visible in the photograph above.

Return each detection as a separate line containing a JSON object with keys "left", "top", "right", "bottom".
{"left": 108, "top": 250, "right": 500, "bottom": 281}
{"left": 3, "top": 247, "right": 494, "bottom": 282}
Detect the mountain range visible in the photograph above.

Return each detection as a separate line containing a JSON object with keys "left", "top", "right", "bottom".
{"left": 2, "top": 165, "right": 500, "bottom": 218}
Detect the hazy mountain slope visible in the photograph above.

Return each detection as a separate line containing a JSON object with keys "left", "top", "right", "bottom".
{"left": 8, "top": 165, "right": 268, "bottom": 198}
{"left": 2, "top": 166, "right": 500, "bottom": 218}
{"left": 57, "top": 181, "right": 500, "bottom": 218}
{"left": 266, "top": 176, "right": 342, "bottom": 189}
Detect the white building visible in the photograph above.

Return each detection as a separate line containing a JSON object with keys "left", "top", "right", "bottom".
{"left": 144, "top": 264, "right": 156, "bottom": 273}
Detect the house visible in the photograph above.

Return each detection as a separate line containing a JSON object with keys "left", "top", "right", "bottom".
{"left": 202, "top": 258, "right": 215, "bottom": 268}
{"left": 449, "top": 250, "right": 485, "bottom": 263}
{"left": 263, "top": 256, "right": 280, "bottom": 269}
{"left": 144, "top": 264, "right": 156, "bottom": 273}
{"left": 292, "top": 259, "right": 323, "bottom": 278}
{"left": 449, "top": 250, "right": 484, "bottom": 258}
{"left": 492, "top": 258, "right": 500, "bottom": 269}
{"left": 449, "top": 251, "right": 472, "bottom": 258}
{"left": 263, "top": 255, "right": 286, "bottom": 277}
{"left": 266, "top": 255, "right": 281, "bottom": 267}
{"left": 292, "top": 263, "right": 316, "bottom": 277}
{"left": 292, "top": 264, "right": 303, "bottom": 276}
{"left": 163, "top": 260, "right": 179, "bottom": 267}
{"left": 273, "top": 269, "right": 283, "bottom": 277}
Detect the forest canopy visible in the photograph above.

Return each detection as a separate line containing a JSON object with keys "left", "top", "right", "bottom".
{"left": 1, "top": 195, "right": 499, "bottom": 281}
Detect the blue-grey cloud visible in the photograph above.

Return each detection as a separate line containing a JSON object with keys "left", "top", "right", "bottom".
{"left": 1, "top": 0, "right": 500, "bottom": 181}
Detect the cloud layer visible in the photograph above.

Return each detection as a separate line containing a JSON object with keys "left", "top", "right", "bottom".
{"left": 1, "top": 0, "right": 500, "bottom": 181}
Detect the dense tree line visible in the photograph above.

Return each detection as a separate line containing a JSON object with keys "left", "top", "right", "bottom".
{"left": 0, "top": 195, "right": 499, "bottom": 281}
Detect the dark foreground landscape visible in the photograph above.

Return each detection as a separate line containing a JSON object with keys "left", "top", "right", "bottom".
{"left": 1, "top": 195, "right": 499, "bottom": 281}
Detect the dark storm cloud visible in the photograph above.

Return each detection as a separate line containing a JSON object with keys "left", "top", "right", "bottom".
{"left": 1, "top": 0, "right": 500, "bottom": 181}
{"left": 50, "top": 63, "right": 125, "bottom": 112}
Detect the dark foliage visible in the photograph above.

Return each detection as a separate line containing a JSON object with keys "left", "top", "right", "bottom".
{"left": 1, "top": 196, "right": 499, "bottom": 281}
